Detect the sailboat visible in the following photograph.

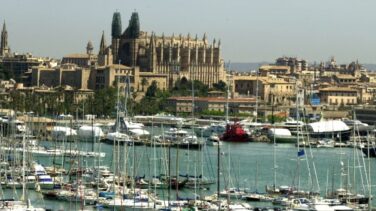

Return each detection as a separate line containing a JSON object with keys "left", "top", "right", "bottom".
{"left": 326, "top": 110, "right": 371, "bottom": 207}
{"left": 0, "top": 129, "right": 46, "bottom": 211}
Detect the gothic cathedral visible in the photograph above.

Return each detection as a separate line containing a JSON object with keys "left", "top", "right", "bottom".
{"left": 98, "top": 12, "right": 226, "bottom": 88}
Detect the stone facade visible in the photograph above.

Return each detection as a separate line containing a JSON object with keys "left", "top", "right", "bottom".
{"left": 92, "top": 64, "right": 139, "bottom": 92}
{"left": 31, "top": 62, "right": 140, "bottom": 94}
{"left": 31, "top": 64, "right": 91, "bottom": 89}
{"left": 61, "top": 41, "right": 97, "bottom": 68}
{"left": 2, "top": 54, "right": 49, "bottom": 82}
{"left": 167, "top": 96, "right": 256, "bottom": 114}
{"left": 319, "top": 87, "right": 358, "bottom": 106}
{"left": 138, "top": 72, "right": 168, "bottom": 91}
{"left": 107, "top": 12, "right": 226, "bottom": 88}
{"left": 233, "top": 75, "right": 296, "bottom": 105}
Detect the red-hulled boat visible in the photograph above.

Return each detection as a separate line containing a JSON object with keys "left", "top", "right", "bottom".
{"left": 220, "top": 122, "right": 251, "bottom": 142}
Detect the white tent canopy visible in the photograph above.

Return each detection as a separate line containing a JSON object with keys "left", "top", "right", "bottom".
{"left": 308, "top": 120, "right": 349, "bottom": 133}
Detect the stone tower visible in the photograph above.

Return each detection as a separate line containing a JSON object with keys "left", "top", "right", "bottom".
{"left": 148, "top": 32, "right": 157, "bottom": 72}
{"left": 118, "top": 12, "right": 140, "bottom": 67}
{"left": 0, "top": 21, "right": 10, "bottom": 57}
{"left": 111, "top": 12, "right": 122, "bottom": 63}
{"left": 86, "top": 41, "right": 94, "bottom": 55}
{"left": 99, "top": 31, "right": 106, "bottom": 55}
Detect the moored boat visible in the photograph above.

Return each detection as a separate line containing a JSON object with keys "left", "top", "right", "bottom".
{"left": 207, "top": 134, "right": 222, "bottom": 146}
{"left": 360, "top": 147, "right": 376, "bottom": 157}
{"left": 221, "top": 123, "right": 251, "bottom": 142}
{"left": 267, "top": 128, "right": 297, "bottom": 143}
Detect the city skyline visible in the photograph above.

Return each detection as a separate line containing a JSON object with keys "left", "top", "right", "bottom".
{"left": 1, "top": 0, "right": 376, "bottom": 64}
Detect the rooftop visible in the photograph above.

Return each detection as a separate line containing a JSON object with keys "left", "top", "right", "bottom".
{"left": 335, "top": 74, "right": 356, "bottom": 80}
{"left": 63, "top": 53, "right": 91, "bottom": 59}
{"left": 168, "top": 96, "right": 256, "bottom": 103}
{"left": 319, "top": 87, "right": 357, "bottom": 92}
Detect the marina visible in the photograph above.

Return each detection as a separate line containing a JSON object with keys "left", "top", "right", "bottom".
{"left": 0, "top": 117, "right": 375, "bottom": 210}
{"left": 1, "top": 1, "right": 376, "bottom": 210}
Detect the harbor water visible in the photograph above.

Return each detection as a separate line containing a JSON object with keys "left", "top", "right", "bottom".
{"left": 2, "top": 126, "right": 376, "bottom": 210}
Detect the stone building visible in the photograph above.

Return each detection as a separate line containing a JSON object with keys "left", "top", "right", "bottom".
{"left": 258, "top": 65, "right": 291, "bottom": 76}
{"left": 233, "top": 75, "right": 296, "bottom": 105}
{"left": 167, "top": 96, "right": 256, "bottom": 114}
{"left": 275, "top": 57, "right": 307, "bottom": 72}
{"left": 333, "top": 74, "right": 357, "bottom": 85}
{"left": 61, "top": 41, "right": 97, "bottom": 68}
{"left": 93, "top": 64, "right": 139, "bottom": 91}
{"left": 31, "top": 62, "right": 140, "bottom": 93}
{"left": 31, "top": 63, "right": 91, "bottom": 89}
{"left": 1, "top": 53, "right": 53, "bottom": 82}
{"left": 319, "top": 87, "right": 358, "bottom": 106}
{"left": 106, "top": 12, "right": 226, "bottom": 88}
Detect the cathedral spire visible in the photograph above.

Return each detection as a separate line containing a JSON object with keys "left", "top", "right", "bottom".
{"left": 148, "top": 32, "right": 157, "bottom": 71}
{"left": 1, "top": 20, "right": 10, "bottom": 56}
{"left": 124, "top": 12, "right": 140, "bottom": 39}
{"left": 202, "top": 33, "right": 207, "bottom": 46}
{"left": 111, "top": 12, "right": 122, "bottom": 39}
{"left": 99, "top": 31, "right": 107, "bottom": 55}
{"left": 202, "top": 33, "right": 207, "bottom": 41}
{"left": 2, "top": 21, "right": 6, "bottom": 32}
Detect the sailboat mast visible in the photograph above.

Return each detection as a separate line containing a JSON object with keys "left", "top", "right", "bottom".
{"left": 217, "top": 137, "right": 220, "bottom": 209}
{"left": 21, "top": 132, "right": 26, "bottom": 204}
{"left": 352, "top": 109, "right": 356, "bottom": 194}
{"left": 367, "top": 130, "right": 372, "bottom": 211}
{"left": 255, "top": 68, "right": 259, "bottom": 123}
{"left": 167, "top": 125, "right": 171, "bottom": 204}
{"left": 255, "top": 160, "right": 259, "bottom": 192}
{"left": 272, "top": 97, "right": 277, "bottom": 189}
{"left": 226, "top": 62, "right": 230, "bottom": 123}
{"left": 296, "top": 86, "right": 301, "bottom": 192}
{"left": 175, "top": 144, "right": 180, "bottom": 199}
{"left": 192, "top": 64, "right": 195, "bottom": 119}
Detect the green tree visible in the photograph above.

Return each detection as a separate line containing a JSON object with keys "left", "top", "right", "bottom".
{"left": 92, "top": 87, "right": 118, "bottom": 117}
{"left": 141, "top": 78, "right": 148, "bottom": 91}
{"left": 212, "top": 80, "right": 227, "bottom": 92}
{"left": 136, "top": 80, "right": 171, "bottom": 115}
{"left": 171, "top": 77, "right": 209, "bottom": 97}
{"left": 145, "top": 80, "right": 158, "bottom": 98}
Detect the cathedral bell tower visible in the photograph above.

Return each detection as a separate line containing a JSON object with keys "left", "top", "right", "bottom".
{"left": 118, "top": 12, "right": 140, "bottom": 67}
{"left": 111, "top": 12, "right": 122, "bottom": 63}
{"left": 0, "top": 21, "right": 10, "bottom": 57}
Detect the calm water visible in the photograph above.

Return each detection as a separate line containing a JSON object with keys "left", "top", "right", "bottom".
{"left": 3, "top": 126, "right": 376, "bottom": 210}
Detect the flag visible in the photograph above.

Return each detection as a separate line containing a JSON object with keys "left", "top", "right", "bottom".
{"left": 297, "top": 149, "right": 305, "bottom": 157}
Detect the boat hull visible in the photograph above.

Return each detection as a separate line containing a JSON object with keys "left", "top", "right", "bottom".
{"left": 361, "top": 147, "right": 376, "bottom": 157}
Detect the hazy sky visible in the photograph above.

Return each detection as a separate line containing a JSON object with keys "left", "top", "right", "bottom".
{"left": 1, "top": 0, "right": 376, "bottom": 64}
